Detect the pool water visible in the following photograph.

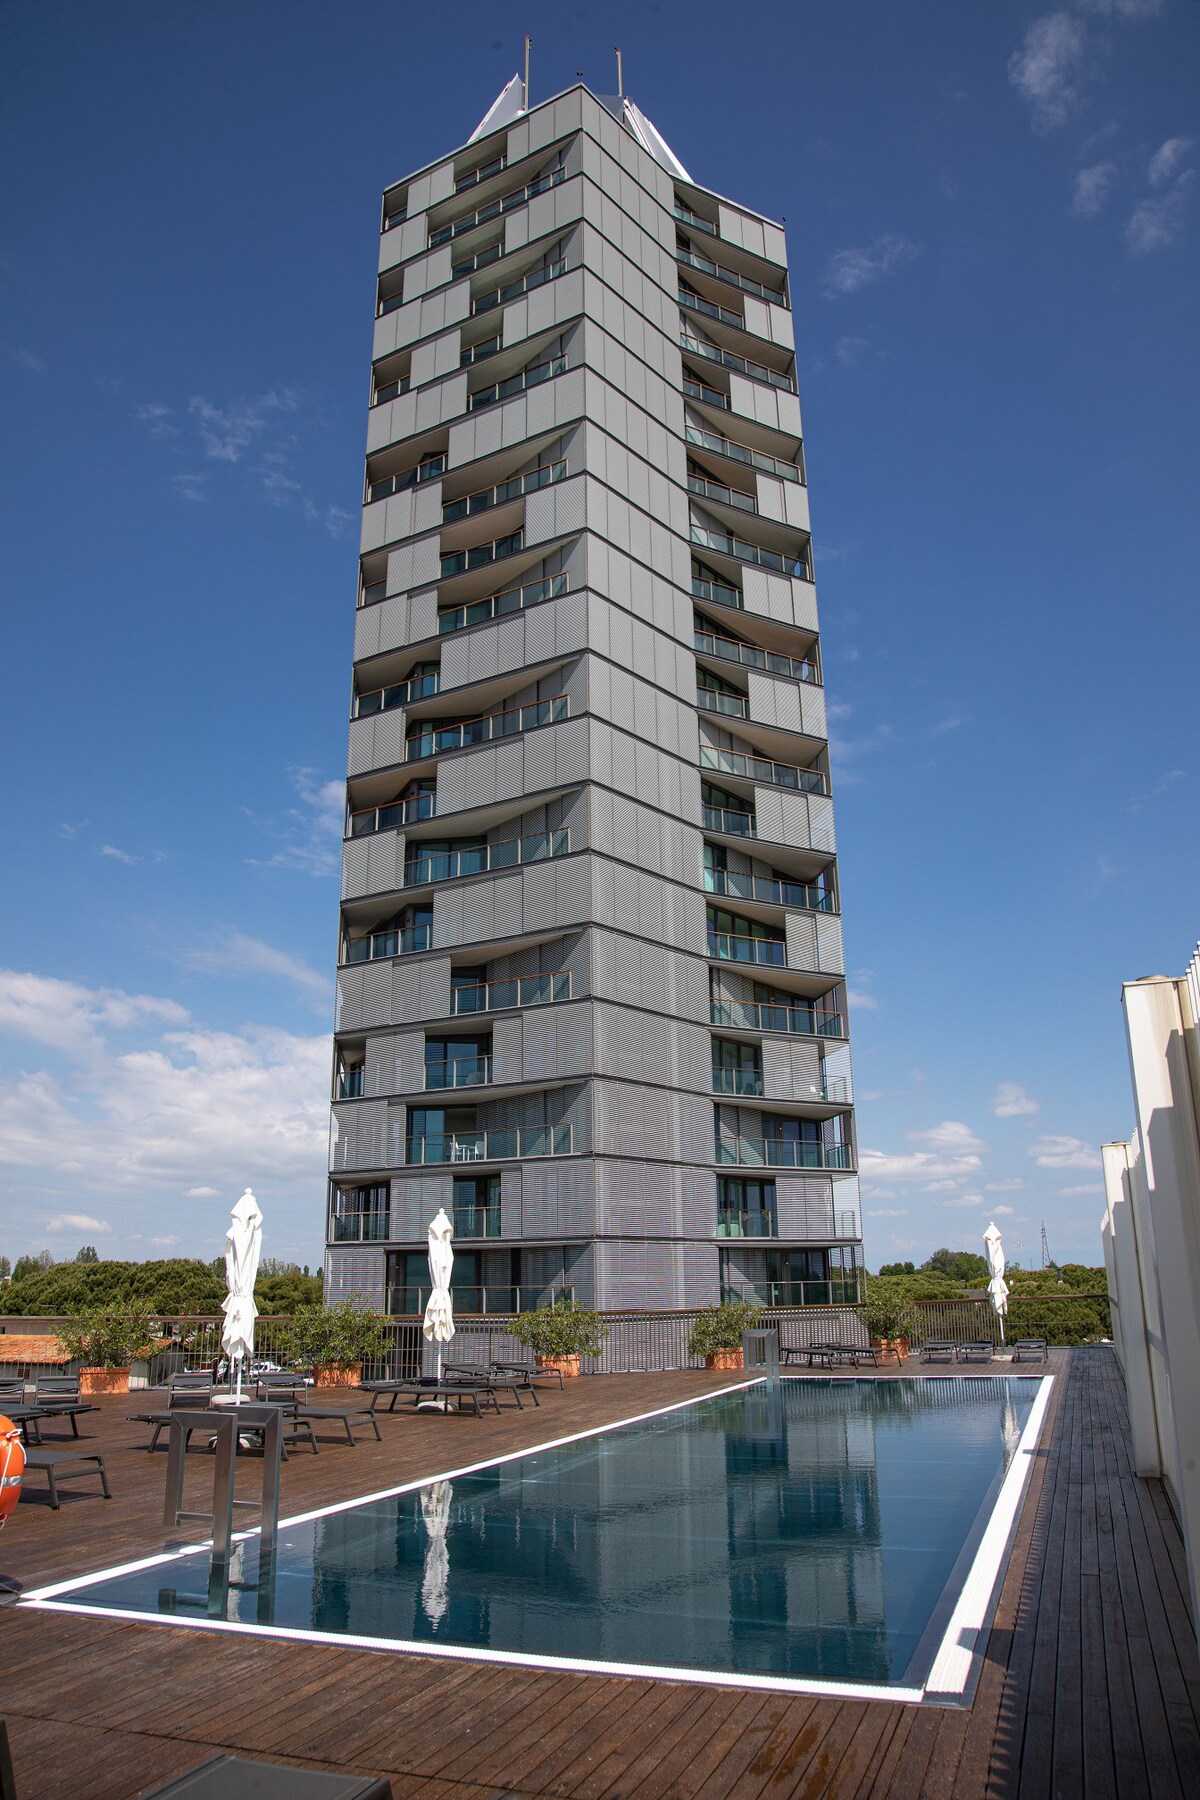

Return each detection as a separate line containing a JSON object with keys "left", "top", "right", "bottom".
{"left": 36, "top": 1377, "right": 1044, "bottom": 1696}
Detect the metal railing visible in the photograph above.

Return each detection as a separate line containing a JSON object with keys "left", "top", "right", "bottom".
{"left": 471, "top": 354, "right": 568, "bottom": 410}
{"left": 385, "top": 1286, "right": 573, "bottom": 1320}
{"left": 691, "top": 574, "right": 743, "bottom": 610}
{"left": 438, "top": 572, "right": 569, "bottom": 636}
{"left": 683, "top": 377, "right": 730, "bottom": 412}
{"left": 429, "top": 167, "right": 565, "bottom": 246}
{"left": 676, "top": 245, "right": 786, "bottom": 305}
{"left": 459, "top": 337, "right": 500, "bottom": 367}
{"left": 342, "top": 922, "right": 431, "bottom": 965}
{"left": 674, "top": 202, "right": 717, "bottom": 236}
{"left": 707, "top": 930, "right": 785, "bottom": 965}
{"left": 688, "top": 473, "right": 756, "bottom": 514}
{"left": 705, "top": 867, "right": 835, "bottom": 913}
{"left": 440, "top": 528, "right": 523, "bottom": 579}
{"left": 354, "top": 670, "right": 440, "bottom": 717}
{"left": 449, "top": 970, "right": 572, "bottom": 1014}
{"left": 686, "top": 423, "right": 801, "bottom": 485}
{"left": 902, "top": 1294, "right": 1112, "bottom": 1348}
{"left": 696, "top": 687, "right": 748, "bottom": 719}
{"left": 372, "top": 374, "right": 411, "bottom": 406}
{"left": 679, "top": 288, "right": 743, "bottom": 331}
{"left": 423, "top": 1055, "right": 493, "bottom": 1090}
{"left": 695, "top": 626, "right": 818, "bottom": 684}
{"left": 700, "top": 743, "right": 828, "bottom": 795}
{"left": 702, "top": 804, "right": 755, "bottom": 837}
{"left": 405, "top": 1124, "right": 573, "bottom": 1165}
{"left": 329, "top": 1208, "right": 389, "bottom": 1243}
{"left": 404, "top": 828, "right": 569, "bottom": 888}
{"left": 337, "top": 1069, "right": 365, "bottom": 1099}
{"left": 454, "top": 154, "right": 505, "bottom": 193}
{"left": 715, "top": 1138, "right": 854, "bottom": 1171}
{"left": 450, "top": 1207, "right": 502, "bottom": 1239}
{"left": 711, "top": 1067, "right": 764, "bottom": 1096}
{"left": 710, "top": 998, "right": 845, "bottom": 1038}
{"left": 367, "top": 455, "right": 445, "bottom": 504}
{"left": 405, "top": 695, "right": 568, "bottom": 762}
{"left": 443, "top": 459, "right": 566, "bottom": 523}
{"left": 690, "top": 523, "right": 808, "bottom": 579}
{"left": 473, "top": 258, "right": 566, "bottom": 315}
{"left": 681, "top": 333, "right": 795, "bottom": 394}
{"left": 452, "top": 242, "right": 503, "bottom": 279}
{"left": 349, "top": 792, "right": 435, "bottom": 838}
{"left": 715, "top": 1209, "right": 776, "bottom": 1237}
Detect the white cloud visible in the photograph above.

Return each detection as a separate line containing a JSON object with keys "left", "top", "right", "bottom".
{"left": 986, "top": 1178, "right": 1028, "bottom": 1191}
{"left": 1072, "top": 160, "right": 1118, "bottom": 216}
{"left": 993, "top": 1082, "right": 1040, "bottom": 1118}
{"left": 942, "top": 1194, "right": 985, "bottom": 1209}
{"left": 45, "top": 1213, "right": 111, "bottom": 1234}
{"left": 171, "top": 472, "right": 208, "bottom": 503}
{"left": 1008, "top": 13, "right": 1089, "bottom": 130}
{"left": 1030, "top": 1134, "right": 1102, "bottom": 1169}
{"left": 0, "top": 970, "right": 188, "bottom": 1055}
{"left": 15, "top": 347, "right": 46, "bottom": 374}
{"left": 993, "top": 1205, "right": 1016, "bottom": 1217}
{"left": 1074, "top": 0, "right": 1163, "bottom": 16}
{"left": 1060, "top": 1182, "right": 1105, "bottom": 1195}
{"left": 152, "top": 1234, "right": 182, "bottom": 1249}
{"left": 188, "top": 389, "right": 301, "bottom": 464}
{"left": 100, "top": 844, "right": 142, "bottom": 866}
{"left": 247, "top": 769, "right": 343, "bottom": 878}
{"left": 868, "top": 1208, "right": 908, "bottom": 1218}
{"left": 186, "top": 1187, "right": 219, "bottom": 1199}
{"left": 1148, "top": 137, "right": 1193, "bottom": 186}
{"left": 182, "top": 931, "right": 331, "bottom": 1000}
{"left": 907, "top": 1120, "right": 987, "bottom": 1153}
{"left": 132, "top": 401, "right": 178, "bottom": 439}
{"left": 1127, "top": 172, "right": 1194, "bottom": 252}
{"left": 822, "top": 235, "right": 919, "bottom": 299}
{"left": 859, "top": 1147, "right": 983, "bottom": 1186}
{"left": 846, "top": 988, "right": 879, "bottom": 1011}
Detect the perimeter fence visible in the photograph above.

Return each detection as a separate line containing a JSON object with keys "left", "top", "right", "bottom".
{"left": 904, "top": 1293, "right": 1111, "bottom": 1348}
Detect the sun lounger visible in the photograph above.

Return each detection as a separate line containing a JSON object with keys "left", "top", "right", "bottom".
{"left": 365, "top": 1377, "right": 502, "bottom": 1416}
{"left": 442, "top": 1362, "right": 537, "bottom": 1408}
{"left": 957, "top": 1341, "right": 996, "bottom": 1363}
{"left": 33, "top": 1375, "right": 82, "bottom": 1405}
{"left": 0, "top": 1378, "right": 27, "bottom": 1404}
{"left": 138, "top": 1751, "right": 392, "bottom": 1797}
{"left": 1012, "top": 1338, "right": 1048, "bottom": 1363}
{"left": 254, "top": 1378, "right": 382, "bottom": 1444}
{"left": 920, "top": 1340, "right": 956, "bottom": 1363}
{"left": 489, "top": 1357, "right": 563, "bottom": 1391}
{"left": 782, "top": 1343, "right": 837, "bottom": 1368}
{"left": 5, "top": 1402, "right": 97, "bottom": 1445}
{"left": 22, "top": 1446, "right": 111, "bottom": 1508}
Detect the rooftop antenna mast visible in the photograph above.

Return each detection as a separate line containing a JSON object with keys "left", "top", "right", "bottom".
{"left": 523, "top": 35, "right": 531, "bottom": 111}
{"left": 1040, "top": 1221, "right": 1052, "bottom": 1269}
{"left": 615, "top": 47, "right": 624, "bottom": 99}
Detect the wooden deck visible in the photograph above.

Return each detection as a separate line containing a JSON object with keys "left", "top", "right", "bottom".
{"left": 0, "top": 1349, "right": 1196, "bottom": 1798}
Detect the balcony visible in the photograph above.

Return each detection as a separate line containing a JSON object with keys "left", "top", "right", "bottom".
{"left": 440, "top": 530, "right": 523, "bottom": 579}
{"left": 460, "top": 337, "right": 500, "bottom": 368}
{"left": 405, "top": 1124, "right": 573, "bottom": 1165}
{"left": 712, "top": 1068, "right": 764, "bottom": 1097}
{"left": 696, "top": 687, "right": 748, "bottom": 720}
{"left": 707, "top": 931, "right": 785, "bottom": 967}
{"left": 368, "top": 455, "right": 445, "bottom": 505}
{"left": 686, "top": 423, "right": 802, "bottom": 485}
{"left": 705, "top": 868, "right": 835, "bottom": 914}
{"left": 683, "top": 376, "right": 730, "bottom": 412}
{"left": 404, "top": 828, "right": 570, "bottom": 888}
{"left": 438, "top": 572, "right": 569, "bottom": 636}
{"left": 700, "top": 743, "right": 828, "bottom": 796}
{"left": 702, "top": 804, "right": 755, "bottom": 837}
{"left": 337, "top": 1068, "right": 365, "bottom": 1100}
{"left": 387, "top": 1283, "right": 575, "bottom": 1316}
{"left": 450, "top": 971, "right": 572, "bottom": 1014}
{"left": 425, "top": 1055, "right": 493, "bottom": 1091}
{"left": 679, "top": 288, "right": 744, "bottom": 332}
{"left": 452, "top": 1206, "right": 503, "bottom": 1239}
{"left": 349, "top": 791, "right": 435, "bottom": 839}
{"left": 715, "top": 1209, "right": 776, "bottom": 1238}
{"left": 430, "top": 166, "right": 565, "bottom": 247}
{"left": 354, "top": 670, "right": 440, "bottom": 717}
{"left": 443, "top": 459, "right": 566, "bottom": 524}
{"left": 452, "top": 243, "right": 504, "bottom": 279}
{"left": 406, "top": 696, "right": 568, "bottom": 763}
{"left": 372, "top": 374, "right": 411, "bottom": 406}
{"left": 677, "top": 245, "right": 786, "bottom": 306}
{"left": 710, "top": 998, "right": 844, "bottom": 1038}
{"left": 695, "top": 625, "right": 818, "bottom": 686}
{"left": 471, "top": 354, "right": 568, "bottom": 410}
{"left": 687, "top": 474, "right": 756, "bottom": 515}
{"left": 330, "top": 1207, "right": 390, "bottom": 1243}
{"left": 681, "top": 333, "right": 795, "bottom": 394}
{"left": 674, "top": 202, "right": 717, "bottom": 237}
{"left": 690, "top": 524, "right": 808, "bottom": 580}
{"left": 691, "top": 574, "right": 743, "bottom": 611}
{"left": 473, "top": 257, "right": 566, "bottom": 316}
{"left": 342, "top": 922, "right": 431, "bottom": 965}
{"left": 455, "top": 154, "right": 506, "bottom": 193}
{"left": 723, "top": 1272, "right": 864, "bottom": 1308}
{"left": 716, "top": 1138, "right": 854, "bottom": 1171}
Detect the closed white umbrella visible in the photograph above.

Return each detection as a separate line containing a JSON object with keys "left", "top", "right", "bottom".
{"left": 422, "top": 1207, "right": 455, "bottom": 1383}
{"left": 420, "top": 1479, "right": 453, "bottom": 1628}
{"left": 983, "top": 1221, "right": 1009, "bottom": 1345}
{"left": 221, "top": 1188, "right": 263, "bottom": 1403}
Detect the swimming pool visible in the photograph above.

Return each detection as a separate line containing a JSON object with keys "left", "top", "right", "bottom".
{"left": 25, "top": 1375, "right": 1051, "bottom": 1706}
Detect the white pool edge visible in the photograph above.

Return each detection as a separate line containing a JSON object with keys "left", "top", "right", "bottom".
{"left": 20, "top": 1372, "right": 1055, "bottom": 1707}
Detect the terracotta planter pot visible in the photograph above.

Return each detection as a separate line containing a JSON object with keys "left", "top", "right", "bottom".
{"left": 537, "top": 1354, "right": 581, "bottom": 1379}
{"left": 705, "top": 1348, "right": 745, "bottom": 1372}
{"left": 870, "top": 1338, "right": 910, "bottom": 1364}
{"left": 79, "top": 1366, "right": 130, "bottom": 1396}
{"left": 312, "top": 1362, "right": 361, "bottom": 1389}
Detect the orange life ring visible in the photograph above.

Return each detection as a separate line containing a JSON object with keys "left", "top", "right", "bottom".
{"left": 0, "top": 1416, "right": 25, "bottom": 1525}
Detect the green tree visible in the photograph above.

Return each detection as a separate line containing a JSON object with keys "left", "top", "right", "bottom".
{"left": 10, "top": 1255, "right": 40, "bottom": 1283}
{"left": 0, "top": 1255, "right": 10, "bottom": 1281}
{"left": 75, "top": 1245, "right": 100, "bottom": 1264}
{"left": 877, "top": 1260, "right": 915, "bottom": 1276}
{"left": 922, "top": 1248, "right": 990, "bottom": 1285}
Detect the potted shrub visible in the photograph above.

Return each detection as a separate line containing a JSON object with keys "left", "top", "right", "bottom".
{"left": 282, "top": 1300, "right": 389, "bottom": 1387}
{"left": 508, "top": 1300, "right": 610, "bottom": 1378}
{"left": 58, "top": 1306, "right": 155, "bottom": 1395}
{"left": 862, "top": 1293, "right": 913, "bottom": 1361}
{"left": 687, "top": 1301, "right": 763, "bottom": 1371}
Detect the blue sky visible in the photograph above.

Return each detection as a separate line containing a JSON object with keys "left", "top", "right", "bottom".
{"left": 1, "top": 0, "right": 1195, "bottom": 1272}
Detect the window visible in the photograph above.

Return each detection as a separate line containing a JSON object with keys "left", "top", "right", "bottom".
{"left": 424, "top": 1035, "right": 492, "bottom": 1090}
{"left": 329, "top": 1184, "right": 388, "bottom": 1242}
{"left": 453, "top": 1173, "right": 501, "bottom": 1238}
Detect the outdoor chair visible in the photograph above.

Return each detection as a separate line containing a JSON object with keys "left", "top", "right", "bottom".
{"left": 1012, "top": 1338, "right": 1048, "bottom": 1363}
{"left": 255, "top": 1376, "right": 381, "bottom": 1445}
{"left": 138, "top": 1752, "right": 392, "bottom": 1798}
{"left": 131, "top": 1384, "right": 217, "bottom": 1452}
{"left": 167, "top": 1371, "right": 217, "bottom": 1398}
{"left": 489, "top": 1356, "right": 564, "bottom": 1391}
{"left": 920, "top": 1340, "right": 956, "bottom": 1364}
{"left": 957, "top": 1341, "right": 996, "bottom": 1363}
{"left": 33, "top": 1375, "right": 81, "bottom": 1405}
{"left": 441, "top": 1361, "right": 538, "bottom": 1408}
{"left": 22, "top": 1447, "right": 111, "bottom": 1508}
{"left": 782, "top": 1343, "right": 837, "bottom": 1368}
{"left": 0, "top": 1379, "right": 26, "bottom": 1405}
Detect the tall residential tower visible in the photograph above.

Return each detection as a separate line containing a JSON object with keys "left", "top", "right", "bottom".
{"left": 326, "top": 79, "right": 862, "bottom": 1314}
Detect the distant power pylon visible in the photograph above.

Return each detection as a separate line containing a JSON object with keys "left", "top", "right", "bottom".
{"left": 1041, "top": 1222, "right": 1053, "bottom": 1269}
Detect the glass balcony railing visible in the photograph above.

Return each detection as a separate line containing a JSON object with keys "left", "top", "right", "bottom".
{"left": 722, "top": 1274, "right": 864, "bottom": 1308}
{"left": 354, "top": 671, "right": 440, "bottom": 717}
{"left": 452, "top": 1206, "right": 503, "bottom": 1238}
{"left": 705, "top": 868, "right": 835, "bottom": 913}
{"left": 387, "top": 1283, "right": 576, "bottom": 1316}
{"left": 710, "top": 998, "right": 845, "bottom": 1038}
{"left": 674, "top": 202, "right": 717, "bottom": 237}
{"left": 342, "top": 923, "right": 432, "bottom": 966}
{"left": 438, "top": 572, "right": 569, "bottom": 636}
{"left": 440, "top": 529, "right": 523, "bottom": 579}
{"left": 471, "top": 354, "right": 568, "bottom": 410}
{"left": 377, "top": 289, "right": 405, "bottom": 318}
{"left": 405, "top": 828, "right": 569, "bottom": 888}
{"left": 700, "top": 744, "right": 828, "bottom": 796}
{"left": 690, "top": 523, "right": 809, "bottom": 580}
{"left": 715, "top": 1209, "right": 776, "bottom": 1237}
{"left": 706, "top": 931, "right": 785, "bottom": 966}
{"left": 349, "top": 792, "right": 436, "bottom": 838}
{"left": 683, "top": 376, "right": 730, "bottom": 411}
{"left": 677, "top": 245, "right": 786, "bottom": 306}
{"left": 405, "top": 1124, "right": 573, "bottom": 1165}
{"left": 443, "top": 460, "right": 566, "bottom": 524}
{"left": 691, "top": 574, "right": 743, "bottom": 610}
{"left": 337, "top": 1069, "right": 365, "bottom": 1100}
{"left": 685, "top": 424, "right": 802, "bottom": 485}
{"left": 367, "top": 455, "right": 445, "bottom": 504}
{"left": 455, "top": 155, "right": 506, "bottom": 194}
{"left": 711, "top": 1068, "right": 764, "bottom": 1097}
{"left": 687, "top": 473, "right": 756, "bottom": 514}
{"left": 452, "top": 242, "right": 504, "bottom": 279}
{"left": 681, "top": 333, "right": 795, "bottom": 393}
{"left": 694, "top": 627, "right": 818, "bottom": 685}
{"left": 450, "top": 971, "right": 572, "bottom": 1014}
{"left": 406, "top": 696, "right": 568, "bottom": 763}
{"left": 382, "top": 205, "right": 407, "bottom": 232}
{"left": 331, "top": 1208, "right": 390, "bottom": 1243}
{"left": 702, "top": 803, "right": 755, "bottom": 837}
{"left": 430, "top": 167, "right": 565, "bottom": 247}
{"left": 679, "top": 288, "right": 744, "bottom": 332}
{"left": 460, "top": 338, "right": 500, "bottom": 368}
{"left": 716, "top": 1138, "right": 854, "bottom": 1171}
{"left": 372, "top": 374, "right": 411, "bottom": 406}
{"left": 473, "top": 258, "right": 566, "bottom": 315}
{"left": 696, "top": 687, "right": 748, "bottom": 719}
{"left": 424, "top": 1055, "right": 493, "bottom": 1090}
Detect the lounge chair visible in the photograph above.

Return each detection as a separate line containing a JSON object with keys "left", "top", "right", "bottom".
{"left": 920, "top": 1340, "right": 956, "bottom": 1364}
{"left": 957, "top": 1341, "right": 995, "bottom": 1363}
{"left": 0, "top": 1379, "right": 26, "bottom": 1405}
{"left": 489, "top": 1356, "right": 563, "bottom": 1392}
{"left": 22, "top": 1447, "right": 111, "bottom": 1508}
{"left": 33, "top": 1375, "right": 81, "bottom": 1405}
{"left": 255, "top": 1376, "right": 382, "bottom": 1444}
{"left": 1012, "top": 1338, "right": 1048, "bottom": 1363}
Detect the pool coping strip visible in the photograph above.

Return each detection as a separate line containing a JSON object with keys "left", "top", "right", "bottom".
{"left": 20, "top": 1372, "right": 1054, "bottom": 1708}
